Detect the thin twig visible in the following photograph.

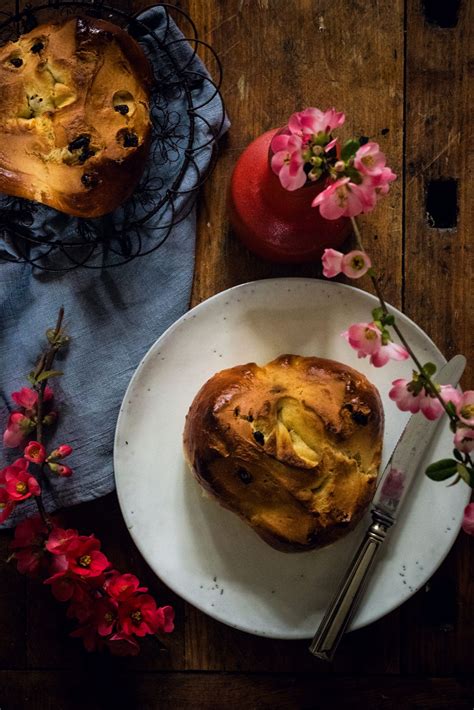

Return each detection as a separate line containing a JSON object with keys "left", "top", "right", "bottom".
{"left": 32, "top": 307, "right": 65, "bottom": 528}
{"left": 350, "top": 217, "right": 458, "bottom": 424}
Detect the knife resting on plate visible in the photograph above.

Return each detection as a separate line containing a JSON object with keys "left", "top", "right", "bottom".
{"left": 309, "top": 354, "right": 466, "bottom": 661}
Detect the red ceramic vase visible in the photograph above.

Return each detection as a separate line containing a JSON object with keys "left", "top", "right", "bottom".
{"left": 229, "top": 128, "right": 351, "bottom": 263}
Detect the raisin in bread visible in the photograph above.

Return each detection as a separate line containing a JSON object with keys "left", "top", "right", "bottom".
{"left": 0, "top": 16, "right": 153, "bottom": 218}
{"left": 183, "top": 355, "right": 384, "bottom": 552}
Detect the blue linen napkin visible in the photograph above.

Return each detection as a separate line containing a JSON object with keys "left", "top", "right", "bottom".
{"left": 0, "top": 6, "right": 228, "bottom": 525}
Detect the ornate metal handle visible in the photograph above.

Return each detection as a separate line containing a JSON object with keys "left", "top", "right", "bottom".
{"left": 309, "top": 510, "right": 394, "bottom": 661}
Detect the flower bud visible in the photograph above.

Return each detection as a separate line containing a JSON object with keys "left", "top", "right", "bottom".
{"left": 48, "top": 462, "right": 73, "bottom": 477}
{"left": 42, "top": 412, "right": 57, "bottom": 427}
{"left": 308, "top": 168, "right": 322, "bottom": 181}
{"left": 309, "top": 156, "right": 323, "bottom": 167}
{"left": 311, "top": 144, "right": 324, "bottom": 156}
{"left": 48, "top": 444, "right": 73, "bottom": 461}
{"left": 334, "top": 160, "right": 346, "bottom": 172}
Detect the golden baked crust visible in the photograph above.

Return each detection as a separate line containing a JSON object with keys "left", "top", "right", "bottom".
{"left": 183, "top": 355, "right": 384, "bottom": 552}
{"left": 0, "top": 16, "right": 153, "bottom": 218}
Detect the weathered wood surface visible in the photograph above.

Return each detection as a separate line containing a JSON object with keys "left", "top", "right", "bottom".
{"left": 0, "top": 0, "right": 472, "bottom": 708}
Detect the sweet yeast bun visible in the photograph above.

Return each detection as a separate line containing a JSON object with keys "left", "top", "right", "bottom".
{"left": 183, "top": 355, "right": 384, "bottom": 552}
{"left": 0, "top": 16, "right": 153, "bottom": 218}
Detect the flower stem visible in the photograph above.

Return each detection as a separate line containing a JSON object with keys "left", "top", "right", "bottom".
{"left": 350, "top": 217, "right": 458, "bottom": 424}
{"left": 32, "top": 306, "right": 65, "bottom": 529}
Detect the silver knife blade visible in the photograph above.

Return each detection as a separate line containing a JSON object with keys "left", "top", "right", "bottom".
{"left": 373, "top": 354, "right": 466, "bottom": 520}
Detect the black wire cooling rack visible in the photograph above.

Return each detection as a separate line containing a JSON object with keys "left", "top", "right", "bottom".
{"left": 0, "top": 1, "right": 225, "bottom": 270}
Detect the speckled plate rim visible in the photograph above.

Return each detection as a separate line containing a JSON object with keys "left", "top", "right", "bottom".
{"left": 114, "top": 278, "right": 470, "bottom": 639}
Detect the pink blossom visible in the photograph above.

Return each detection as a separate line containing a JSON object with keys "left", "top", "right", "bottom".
{"left": 321, "top": 248, "right": 343, "bottom": 278}
{"left": 270, "top": 133, "right": 306, "bottom": 191}
{"left": 24, "top": 441, "right": 47, "bottom": 464}
{"left": 389, "top": 379, "right": 422, "bottom": 414}
{"left": 372, "top": 166, "right": 397, "bottom": 195}
{"left": 454, "top": 427, "right": 474, "bottom": 454}
{"left": 461, "top": 503, "right": 474, "bottom": 536}
{"left": 322, "top": 249, "right": 371, "bottom": 279}
{"left": 456, "top": 391, "right": 474, "bottom": 427}
{"left": 288, "top": 107, "right": 345, "bottom": 138}
{"left": 312, "top": 177, "right": 366, "bottom": 219}
{"left": 0, "top": 488, "right": 15, "bottom": 524}
{"left": 370, "top": 341, "right": 409, "bottom": 368}
{"left": 3, "top": 412, "right": 34, "bottom": 448}
{"left": 343, "top": 321, "right": 382, "bottom": 357}
{"left": 341, "top": 250, "right": 372, "bottom": 279}
{"left": 390, "top": 381, "right": 461, "bottom": 419}
{"left": 354, "top": 142, "right": 386, "bottom": 176}
{"left": 325, "top": 137, "right": 338, "bottom": 153}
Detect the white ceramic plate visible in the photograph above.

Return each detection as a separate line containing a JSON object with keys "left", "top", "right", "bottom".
{"left": 114, "top": 278, "right": 469, "bottom": 639}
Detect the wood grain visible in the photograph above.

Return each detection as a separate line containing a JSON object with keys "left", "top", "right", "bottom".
{"left": 1, "top": 671, "right": 473, "bottom": 710}
{"left": 0, "top": 0, "right": 472, "bottom": 704}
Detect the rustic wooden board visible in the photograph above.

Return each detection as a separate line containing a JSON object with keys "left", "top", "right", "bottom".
{"left": 1, "top": 671, "right": 473, "bottom": 709}
{"left": 399, "top": 0, "right": 474, "bottom": 676}
{"left": 0, "top": 0, "right": 472, "bottom": 704}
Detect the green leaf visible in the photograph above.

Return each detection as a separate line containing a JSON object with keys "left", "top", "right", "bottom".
{"left": 344, "top": 166, "right": 363, "bottom": 184}
{"left": 36, "top": 369, "right": 63, "bottom": 383}
{"left": 457, "top": 463, "right": 474, "bottom": 487}
{"left": 425, "top": 458, "right": 458, "bottom": 481}
{"left": 367, "top": 267, "right": 377, "bottom": 278}
{"left": 445, "top": 401, "right": 457, "bottom": 418}
{"left": 447, "top": 475, "right": 461, "bottom": 487}
{"left": 27, "top": 371, "right": 37, "bottom": 385}
{"left": 372, "top": 307, "right": 384, "bottom": 321}
{"left": 383, "top": 314, "right": 395, "bottom": 327}
{"left": 341, "top": 139, "right": 360, "bottom": 161}
{"left": 453, "top": 448, "right": 463, "bottom": 462}
{"left": 422, "top": 361, "right": 437, "bottom": 378}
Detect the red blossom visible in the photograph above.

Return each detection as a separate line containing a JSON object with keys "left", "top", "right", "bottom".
{"left": 3, "top": 412, "right": 35, "bottom": 448}
{"left": 5, "top": 465, "right": 40, "bottom": 500}
{"left": 118, "top": 593, "right": 166, "bottom": 637}
{"left": 70, "top": 623, "right": 103, "bottom": 653}
{"left": 45, "top": 527, "right": 79, "bottom": 555}
{"left": 24, "top": 441, "right": 47, "bottom": 464}
{"left": 158, "top": 605, "right": 175, "bottom": 634}
{"left": 11, "top": 387, "right": 38, "bottom": 412}
{"left": 95, "top": 598, "right": 119, "bottom": 637}
{"left": 11, "top": 515, "right": 48, "bottom": 549}
{"left": 10, "top": 515, "right": 49, "bottom": 576}
{"left": 0, "top": 488, "right": 15, "bottom": 523}
{"left": 105, "top": 573, "right": 148, "bottom": 601}
{"left": 106, "top": 632, "right": 140, "bottom": 656}
{"left": 66, "top": 536, "right": 110, "bottom": 578}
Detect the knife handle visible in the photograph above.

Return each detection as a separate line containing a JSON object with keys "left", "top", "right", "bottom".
{"left": 309, "top": 510, "right": 394, "bottom": 661}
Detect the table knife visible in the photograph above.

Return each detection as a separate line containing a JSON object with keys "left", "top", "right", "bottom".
{"left": 309, "top": 354, "right": 466, "bottom": 661}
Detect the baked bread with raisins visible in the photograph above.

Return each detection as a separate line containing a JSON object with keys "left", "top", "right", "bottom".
{"left": 183, "top": 355, "right": 384, "bottom": 552}
{"left": 0, "top": 16, "right": 152, "bottom": 218}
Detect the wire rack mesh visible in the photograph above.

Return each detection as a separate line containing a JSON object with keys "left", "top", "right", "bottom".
{"left": 0, "top": 1, "right": 225, "bottom": 270}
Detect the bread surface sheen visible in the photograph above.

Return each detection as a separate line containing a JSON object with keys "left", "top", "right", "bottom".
{"left": 0, "top": 16, "right": 152, "bottom": 217}
{"left": 183, "top": 355, "right": 384, "bottom": 552}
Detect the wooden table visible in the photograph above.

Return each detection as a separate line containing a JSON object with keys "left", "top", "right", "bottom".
{"left": 1, "top": 1, "right": 473, "bottom": 707}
